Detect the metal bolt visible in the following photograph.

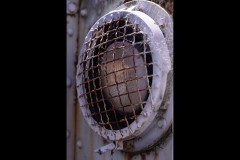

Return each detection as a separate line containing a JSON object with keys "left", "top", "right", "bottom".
{"left": 158, "top": 119, "right": 166, "bottom": 128}
{"left": 77, "top": 140, "right": 82, "bottom": 149}
{"left": 67, "top": 28, "right": 74, "bottom": 37}
{"left": 68, "top": 2, "right": 77, "bottom": 14}
{"left": 67, "top": 76, "right": 72, "bottom": 88}
{"left": 80, "top": 8, "right": 87, "bottom": 17}
{"left": 67, "top": 130, "right": 71, "bottom": 139}
{"left": 142, "top": 112, "right": 148, "bottom": 117}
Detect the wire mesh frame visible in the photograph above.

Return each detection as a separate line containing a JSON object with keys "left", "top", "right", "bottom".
{"left": 78, "top": 16, "right": 154, "bottom": 132}
{"left": 76, "top": 9, "right": 171, "bottom": 141}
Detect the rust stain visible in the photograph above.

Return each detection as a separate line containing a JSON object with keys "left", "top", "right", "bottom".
{"left": 153, "top": 148, "right": 159, "bottom": 160}
{"left": 95, "top": 28, "right": 103, "bottom": 37}
{"left": 89, "top": 130, "right": 94, "bottom": 160}
{"left": 151, "top": 0, "right": 173, "bottom": 14}
{"left": 123, "top": 142, "right": 135, "bottom": 152}
{"left": 73, "top": 80, "right": 79, "bottom": 160}
{"left": 162, "top": 0, "right": 173, "bottom": 14}
{"left": 140, "top": 153, "right": 146, "bottom": 160}
{"left": 123, "top": 153, "right": 129, "bottom": 160}
{"left": 102, "top": 137, "right": 108, "bottom": 145}
{"left": 124, "top": 152, "right": 133, "bottom": 160}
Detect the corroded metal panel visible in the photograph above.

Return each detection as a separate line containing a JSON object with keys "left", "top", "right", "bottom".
{"left": 75, "top": 1, "right": 126, "bottom": 160}
{"left": 67, "top": 1, "right": 80, "bottom": 160}
{"left": 67, "top": 1, "right": 173, "bottom": 160}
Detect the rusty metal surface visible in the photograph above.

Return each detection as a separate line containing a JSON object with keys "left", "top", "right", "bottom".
{"left": 67, "top": 0, "right": 173, "bottom": 160}
{"left": 76, "top": 7, "right": 171, "bottom": 142}
{"left": 67, "top": 1, "right": 80, "bottom": 160}
{"left": 76, "top": 1, "right": 127, "bottom": 160}
{"left": 149, "top": 0, "right": 173, "bottom": 14}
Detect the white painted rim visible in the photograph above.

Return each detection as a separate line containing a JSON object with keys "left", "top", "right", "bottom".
{"left": 76, "top": 9, "right": 170, "bottom": 141}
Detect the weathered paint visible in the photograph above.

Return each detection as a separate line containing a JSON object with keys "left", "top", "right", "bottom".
{"left": 76, "top": 8, "right": 170, "bottom": 142}
{"left": 67, "top": 1, "right": 80, "bottom": 160}
{"left": 67, "top": 1, "right": 173, "bottom": 160}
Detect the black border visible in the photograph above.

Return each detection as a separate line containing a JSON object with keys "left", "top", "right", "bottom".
{"left": 2, "top": 0, "right": 66, "bottom": 159}
{"left": 2, "top": 0, "right": 237, "bottom": 159}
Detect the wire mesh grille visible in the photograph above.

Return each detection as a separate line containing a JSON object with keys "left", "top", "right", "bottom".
{"left": 78, "top": 17, "right": 153, "bottom": 130}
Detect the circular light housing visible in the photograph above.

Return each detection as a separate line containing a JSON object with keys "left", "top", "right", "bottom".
{"left": 76, "top": 0, "right": 173, "bottom": 153}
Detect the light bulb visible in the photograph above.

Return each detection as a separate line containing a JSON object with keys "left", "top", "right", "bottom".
{"left": 101, "top": 42, "right": 147, "bottom": 114}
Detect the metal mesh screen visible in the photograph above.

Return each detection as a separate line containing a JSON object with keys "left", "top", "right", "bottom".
{"left": 78, "top": 17, "right": 153, "bottom": 130}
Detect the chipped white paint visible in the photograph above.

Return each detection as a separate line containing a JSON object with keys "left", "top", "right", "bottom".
{"left": 76, "top": 8, "right": 170, "bottom": 142}
{"left": 94, "top": 141, "right": 123, "bottom": 154}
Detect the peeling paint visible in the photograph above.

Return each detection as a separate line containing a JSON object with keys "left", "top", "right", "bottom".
{"left": 69, "top": 0, "right": 173, "bottom": 160}
{"left": 153, "top": 148, "right": 158, "bottom": 160}
{"left": 123, "top": 142, "right": 135, "bottom": 152}
{"left": 140, "top": 153, "right": 146, "bottom": 160}
{"left": 102, "top": 137, "right": 108, "bottom": 145}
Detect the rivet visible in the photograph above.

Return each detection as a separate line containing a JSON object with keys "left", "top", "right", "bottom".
{"left": 67, "top": 28, "right": 74, "bottom": 37}
{"left": 68, "top": 2, "right": 77, "bottom": 14}
{"left": 67, "top": 76, "right": 72, "bottom": 88}
{"left": 77, "top": 140, "right": 82, "bottom": 149}
{"left": 80, "top": 8, "right": 87, "bottom": 17}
